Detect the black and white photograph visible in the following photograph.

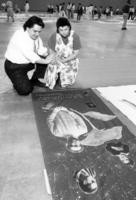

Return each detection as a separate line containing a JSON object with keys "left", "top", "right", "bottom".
{"left": 0, "top": 0, "right": 136, "bottom": 199}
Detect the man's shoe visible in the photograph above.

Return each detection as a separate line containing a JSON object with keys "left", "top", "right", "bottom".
{"left": 121, "top": 27, "right": 127, "bottom": 30}
{"left": 31, "top": 79, "right": 45, "bottom": 88}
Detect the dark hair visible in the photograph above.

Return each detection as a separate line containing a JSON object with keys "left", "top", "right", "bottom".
{"left": 23, "top": 16, "right": 45, "bottom": 30}
{"left": 56, "top": 17, "right": 71, "bottom": 33}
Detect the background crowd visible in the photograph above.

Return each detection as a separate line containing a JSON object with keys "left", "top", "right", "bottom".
{"left": 1, "top": 0, "right": 136, "bottom": 22}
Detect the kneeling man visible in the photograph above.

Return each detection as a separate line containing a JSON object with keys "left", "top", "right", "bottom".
{"left": 5, "top": 15, "right": 54, "bottom": 95}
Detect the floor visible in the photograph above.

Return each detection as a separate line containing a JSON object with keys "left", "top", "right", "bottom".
{"left": 0, "top": 13, "right": 136, "bottom": 200}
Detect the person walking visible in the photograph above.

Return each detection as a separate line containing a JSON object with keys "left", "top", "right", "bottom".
{"left": 121, "top": 0, "right": 131, "bottom": 30}
{"left": 4, "top": 16, "right": 54, "bottom": 95}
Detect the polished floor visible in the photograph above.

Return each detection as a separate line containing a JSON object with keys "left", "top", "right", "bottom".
{"left": 0, "top": 13, "right": 136, "bottom": 200}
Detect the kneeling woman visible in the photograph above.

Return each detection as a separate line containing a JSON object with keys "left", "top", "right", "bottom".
{"left": 45, "top": 17, "right": 81, "bottom": 89}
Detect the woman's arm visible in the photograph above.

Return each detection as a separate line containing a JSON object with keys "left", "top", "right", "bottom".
{"left": 60, "top": 50, "right": 79, "bottom": 63}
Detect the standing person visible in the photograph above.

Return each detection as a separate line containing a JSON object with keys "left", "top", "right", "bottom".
{"left": 14, "top": 4, "right": 21, "bottom": 13}
{"left": 97, "top": 6, "right": 103, "bottom": 20}
{"left": 4, "top": 16, "right": 54, "bottom": 96}
{"left": 58, "top": 3, "right": 62, "bottom": 15}
{"left": 77, "top": 3, "right": 83, "bottom": 22}
{"left": 88, "top": 4, "right": 94, "bottom": 20}
{"left": 133, "top": 6, "right": 136, "bottom": 20}
{"left": 59, "top": 2, "right": 66, "bottom": 17}
{"left": 66, "top": 2, "right": 72, "bottom": 19}
{"left": 121, "top": 0, "right": 131, "bottom": 30}
{"left": 6, "top": 0, "right": 14, "bottom": 22}
{"left": 128, "top": 6, "right": 135, "bottom": 20}
{"left": 71, "top": 3, "right": 75, "bottom": 19}
{"left": 44, "top": 17, "right": 81, "bottom": 89}
{"left": 24, "top": 0, "right": 30, "bottom": 17}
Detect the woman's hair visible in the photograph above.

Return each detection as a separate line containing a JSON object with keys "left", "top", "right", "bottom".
{"left": 56, "top": 17, "right": 71, "bottom": 33}
{"left": 23, "top": 16, "right": 45, "bottom": 30}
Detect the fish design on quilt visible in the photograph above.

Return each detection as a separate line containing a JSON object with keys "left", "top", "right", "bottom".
{"left": 45, "top": 106, "right": 122, "bottom": 147}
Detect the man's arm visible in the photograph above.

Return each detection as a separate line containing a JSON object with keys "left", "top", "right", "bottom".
{"left": 35, "top": 54, "right": 55, "bottom": 64}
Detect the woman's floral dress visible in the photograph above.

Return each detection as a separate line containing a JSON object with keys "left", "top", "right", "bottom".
{"left": 44, "top": 30, "right": 79, "bottom": 89}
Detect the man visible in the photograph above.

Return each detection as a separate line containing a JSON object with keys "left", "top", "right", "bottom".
{"left": 5, "top": 16, "right": 53, "bottom": 95}
{"left": 122, "top": 0, "right": 131, "bottom": 30}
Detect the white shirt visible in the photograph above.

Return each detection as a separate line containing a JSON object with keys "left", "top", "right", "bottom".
{"left": 5, "top": 28, "right": 48, "bottom": 64}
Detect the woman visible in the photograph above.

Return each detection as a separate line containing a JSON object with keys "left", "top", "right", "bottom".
{"left": 44, "top": 17, "right": 81, "bottom": 89}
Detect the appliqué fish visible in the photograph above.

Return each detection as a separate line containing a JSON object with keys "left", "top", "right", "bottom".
{"left": 47, "top": 106, "right": 122, "bottom": 146}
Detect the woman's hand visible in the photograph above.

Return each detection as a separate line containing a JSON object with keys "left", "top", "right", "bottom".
{"left": 55, "top": 55, "right": 64, "bottom": 63}
{"left": 60, "top": 58, "right": 68, "bottom": 63}
{"left": 45, "top": 54, "right": 56, "bottom": 64}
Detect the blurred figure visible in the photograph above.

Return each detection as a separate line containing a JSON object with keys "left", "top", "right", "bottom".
{"left": 1, "top": 2, "right": 6, "bottom": 12}
{"left": 97, "top": 6, "right": 103, "bottom": 20}
{"left": 50, "top": 5, "right": 54, "bottom": 14}
{"left": 115, "top": 8, "right": 120, "bottom": 15}
{"left": 128, "top": 6, "right": 135, "bottom": 20}
{"left": 71, "top": 3, "right": 75, "bottom": 19}
{"left": 132, "top": 6, "right": 136, "bottom": 20}
{"left": 93, "top": 6, "right": 98, "bottom": 19}
{"left": 6, "top": 0, "right": 14, "bottom": 22}
{"left": 88, "top": 4, "right": 94, "bottom": 20}
{"left": 66, "top": 2, "right": 72, "bottom": 19}
{"left": 59, "top": 2, "right": 66, "bottom": 17}
{"left": 77, "top": 3, "right": 83, "bottom": 21}
{"left": 110, "top": 6, "right": 113, "bottom": 17}
{"left": 122, "top": 0, "right": 131, "bottom": 30}
{"left": 24, "top": 0, "right": 30, "bottom": 17}
{"left": 105, "top": 6, "right": 110, "bottom": 18}
{"left": 14, "top": 4, "right": 21, "bottom": 13}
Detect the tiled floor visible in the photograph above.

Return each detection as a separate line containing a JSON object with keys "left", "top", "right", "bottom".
{"left": 0, "top": 13, "right": 136, "bottom": 199}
